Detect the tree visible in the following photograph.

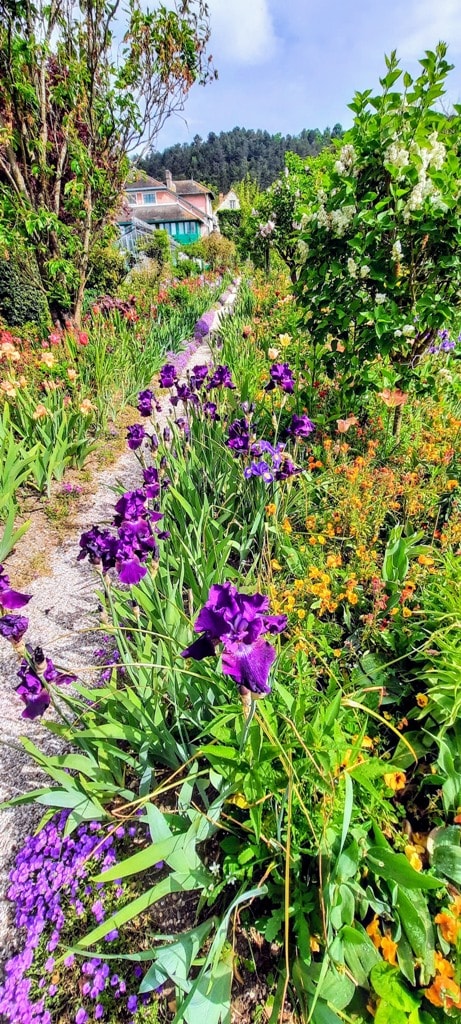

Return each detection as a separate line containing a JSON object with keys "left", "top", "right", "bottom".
{"left": 0, "top": 0, "right": 215, "bottom": 323}
{"left": 294, "top": 44, "right": 461, "bottom": 423}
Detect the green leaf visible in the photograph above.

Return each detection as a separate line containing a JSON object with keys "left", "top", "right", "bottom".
{"left": 367, "top": 847, "right": 442, "bottom": 890}
{"left": 370, "top": 963, "right": 420, "bottom": 1011}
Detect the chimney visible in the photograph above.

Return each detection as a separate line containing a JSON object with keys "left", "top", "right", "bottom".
{"left": 165, "top": 170, "right": 176, "bottom": 192}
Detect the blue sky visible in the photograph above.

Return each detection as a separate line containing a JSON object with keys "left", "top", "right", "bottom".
{"left": 155, "top": 0, "right": 461, "bottom": 149}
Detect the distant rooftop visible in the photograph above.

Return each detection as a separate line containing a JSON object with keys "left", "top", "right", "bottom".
{"left": 125, "top": 175, "right": 164, "bottom": 190}
{"left": 174, "top": 179, "right": 213, "bottom": 196}
{"left": 118, "top": 204, "right": 202, "bottom": 225}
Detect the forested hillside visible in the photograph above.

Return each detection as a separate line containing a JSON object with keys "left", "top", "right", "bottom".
{"left": 140, "top": 124, "right": 343, "bottom": 192}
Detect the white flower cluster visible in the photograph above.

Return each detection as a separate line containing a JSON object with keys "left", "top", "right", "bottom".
{"left": 375, "top": 293, "right": 387, "bottom": 305}
{"left": 259, "top": 219, "right": 275, "bottom": 238}
{"left": 292, "top": 213, "right": 309, "bottom": 231}
{"left": 334, "top": 144, "right": 358, "bottom": 177}
{"left": 391, "top": 239, "right": 402, "bottom": 261}
{"left": 313, "top": 202, "right": 357, "bottom": 235}
{"left": 416, "top": 132, "right": 446, "bottom": 172}
{"left": 403, "top": 172, "right": 435, "bottom": 220}
{"left": 394, "top": 324, "right": 415, "bottom": 338}
{"left": 385, "top": 142, "right": 410, "bottom": 178}
{"left": 402, "top": 132, "right": 447, "bottom": 221}
{"left": 347, "top": 257, "right": 357, "bottom": 277}
{"left": 297, "top": 239, "right": 310, "bottom": 259}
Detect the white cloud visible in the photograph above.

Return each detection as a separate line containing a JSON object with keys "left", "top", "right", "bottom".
{"left": 207, "top": 0, "right": 277, "bottom": 64}
{"left": 398, "top": 0, "right": 461, "bottom": 58}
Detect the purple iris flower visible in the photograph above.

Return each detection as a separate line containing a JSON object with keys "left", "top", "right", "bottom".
{"left": 0, "top": 566, "right": 31, "bottom": 611}
{"left": 189, "top": 364, "right": 209, "bottom": 389}
{"left": 170, "top": 384, "right": 199, "bottom": 407}
{"left": 244, "top": 461, "right": 274, "bottom": 484}
{"left": 275, "top": 458, "right": 302, "bottom": 481}
{"left": 159, "top": 364, "right": 177, "bottom": 388}
{"left": 78, "top": 528, "right": 118, "bottom": 571}
{"left": 142, "top": 467, "right": 160, "bottom": 499}
{"left": 137, "top": 389, "right": 154, "bottom": 417}
{"left": 288, "top": 413, "right": 315, "bottom": 439}
{"left": 227, "top": 418, "right": 250, "bottom": 454}
{"left": 207, "top": 365, "right": 235, "bottom": 390}
{"left": 126, "top": 424, "right": 146, "bottom": 450}
{"left": 16, "top": 665, "right": 50, "bottom": 719}
{"left": 203, "top": 401, "right": 219, "bottom": 420}
{"left": 0, "top": 614, "right": 29, "bottom": 643}
{"left": 266, "top": 363, "right": 295, "bottom": 394}
{"left": 114, "top": 489, "right": 148, "bottom": 524}
{"left": 181, "top": 583, "right": 287, "bottom": 695}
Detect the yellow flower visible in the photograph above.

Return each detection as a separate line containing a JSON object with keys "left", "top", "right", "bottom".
{"left": 309, "top": 936, "right": 320, "bottom": 952}
{"left": 384, "top": 771, "right": 406, "bottom": 792}
{"left": 447, "top": 480, "right": 458, "bottom": 491}
{"left": 416, "top": 693, "right": 428, "bottom": 708}
{"left": 317, "top": 535, "right": 326, "bottom": 545}
{"left": 79, "top": 398, "right": 95, "bottom": 415}
{"left": 278, "top": 333, "right": 291, "bottom": 347}
{"left": 332, "top": 648, "right": 342, "bottom": 657}
{"left": 402, "top": 606, "right": 412, "bottom": 618}
{"left": 271, "top": 559, "right": 282, "bottom": 571}
{"left": 418, "top": 554, "right": 434, "bottom": 566}
{"left": 297, "top": 609, "right": 306, "bottom": 620}
{"left": 282, "top": 518, "right": 292, "bottom": 534}
{"left": 405, "top": 844, "right": 423, "bottom": 871}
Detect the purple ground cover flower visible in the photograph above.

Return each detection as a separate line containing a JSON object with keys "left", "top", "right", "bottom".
{"left": 207, "top": 365, "right": 235, "bottom": 390}
{"left": 287, "top": 413, "right": 315, "bottom": 439}
{"left": 181, "top": 582, "right": 287, "bottom": 695}
{"left": 266, "top": 363, "right": 295, "bottom": 394}
{"left": 137, "top": 388, "right": 154, "bottom": 417}
{"left": 0, "top": 565, "right": 31, "bottom": 611}
{"left": 194, "top": 311, "right": 216, "bottom": 340}
{"left": 0, "top": 813, "right": 154, "bottom": 1024}
{"left": 126, "top": 424, "right": 146, "bottom": 450}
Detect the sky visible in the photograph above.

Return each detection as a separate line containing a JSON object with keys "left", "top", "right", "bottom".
{"left": 154, "top": 0, "right": 461, "bottom": 150}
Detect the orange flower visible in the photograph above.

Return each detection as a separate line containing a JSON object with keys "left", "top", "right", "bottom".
{"left": 416, "top": 693, "right": 428, "bottom": 708}
{"left": 337, "top": 416, "right": 359, "bottom": 433}
{"left": 67, "top": 368, "right": 78, "bottom": 382}
{"left": 32, "top": 403, "right": 49, "bottom": 420}
{"left": 404, "top": 844, "right": 423, "bottom": 871}
{"left": 378, "top": 389, "right": 409, "bottom": 408}
{"left": 435, "top": 910, "right": 460, "bottom": 944}
{"left": 366, "top": 916, "right": 382, "bottom": 949}
{"left": 79, "top": 399, "right": 95, "bottom": 415}
{"left": 425, "top": 972, "right": 461, "bottom": 1010}
{"left": 447, "top": 480, "right": 458, "bottom": 491}
{"left": 1, "top": 379, "right": 17, "bottom": 398}
{"left": 384, "top": 771, "right": 406, "bottom": 792}
{"left": 381, "top": 935, "right": 398, "bottom": 966}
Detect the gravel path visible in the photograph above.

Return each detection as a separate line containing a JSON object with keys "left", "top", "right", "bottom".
{"left": 0, "top": 284, "right": 239, "bottom": 956}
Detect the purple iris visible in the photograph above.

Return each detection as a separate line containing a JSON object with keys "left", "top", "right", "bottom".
{"left": 170, "top": 384, "right": 198, "bottom": 407}
{"left": 244, "top": 461, "right": 274, "bottom": 484}
{"left": 189, "top": 364, "right": 209, "bottom": 389}
{"left": 207, "top": 365, "right": 235, "bottom": 390}
{"left": 287, "top": 413, "right": 315, "bottom": 439}
{"left": 159, "top": 364, "right": 177, "bottom": 388}
{"left": 227, "top": 418, "right": 250, "bottom": 454}
{"left": 126, "top": 424, "right": 146, "bottom": 450}
{"left": 0, "top": 614, "right": 29, "bottom": 643}
{"left": 203, "top": 401, "right": 219, "bottom": 420}
{"left": 0, "top": 566, "right": 31, "bottom": 611}
{"left": 142, "top": 467, "right": 160, "bottom": 499}
{"left": 78, "top": 527, "right": 118, "bottom": 571}
{"left": 137, "top": 389, "right": 154, "bottom": 417}
{"left": 16, "top": 655, "right": 76, "bottom": 719}
{"left": 275, "top": 458, "right": 302, "bottom": 481}
{"left": 181, "top": 583, "right": 287, "bottom": 695}
{"left": 266, "top": 363, "right": 295, "bottom": 394}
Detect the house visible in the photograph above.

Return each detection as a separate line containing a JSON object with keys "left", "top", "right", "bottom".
{"left": 117, "top": 172, "right": 216, "bottom": 251}
{"left": 216, "top": 189, "right": 240, "bottom": 212}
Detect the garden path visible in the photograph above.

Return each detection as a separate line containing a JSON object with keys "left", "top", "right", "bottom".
{"left": 0, "top": 283, "right": 239, "bottom": 957}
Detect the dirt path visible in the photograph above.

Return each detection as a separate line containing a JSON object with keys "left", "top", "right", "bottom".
{"left": 0, "top": 284, "right": 239, "bottom": 957}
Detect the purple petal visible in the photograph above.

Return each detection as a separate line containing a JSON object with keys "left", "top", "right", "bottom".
{"left": 181, "top": 635, "right": 216, "bottom": 661}
{"left": 117, "top": 559, "right": 147, "bottom": 585}
{"left": 221, "top": 640, "right": 276, "bottom": 694}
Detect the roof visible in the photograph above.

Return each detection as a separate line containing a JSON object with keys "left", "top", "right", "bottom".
{"left": 125, "top": 175, "right": 164, "bottom": 191}
{"left": 118, "top": 204, "right": 201, "bottom": 225}
{"left": 174, "top": 179, "right": 213, "bottom": 196}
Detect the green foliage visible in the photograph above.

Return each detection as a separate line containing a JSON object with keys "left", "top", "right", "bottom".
{"left": 0, "top": 255, "right": 50, "bottom": 329}
{"left": 137, "top": 229, "right": 171, "bottom": 267}
{"left": 86, "top": 242, "right": 128, "bottom": 297}
{"left": 188, "top": 233, "right": 237, "bottom": 271}
{"left": 216, "top": 210, "right": 242, "bottom": 244}
{"left": 294, "top": 44, "right": 461, "bottom": 397}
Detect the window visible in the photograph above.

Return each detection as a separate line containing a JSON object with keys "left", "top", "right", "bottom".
{"left": 229, "top": 199, "right": 236, "bottom": 209}
{"left": 143, "top": 193, "right": 157, "bottom": 204}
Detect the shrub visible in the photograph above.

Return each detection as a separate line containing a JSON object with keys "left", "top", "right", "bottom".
{"left": 0, "top": 254, "right": 50, "bottom": 328}
{"left": 86, "top": 242, "right": 128, "bottom": 296}
{"left": 136, "top": 229, "right": 171, "bottom": 267}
